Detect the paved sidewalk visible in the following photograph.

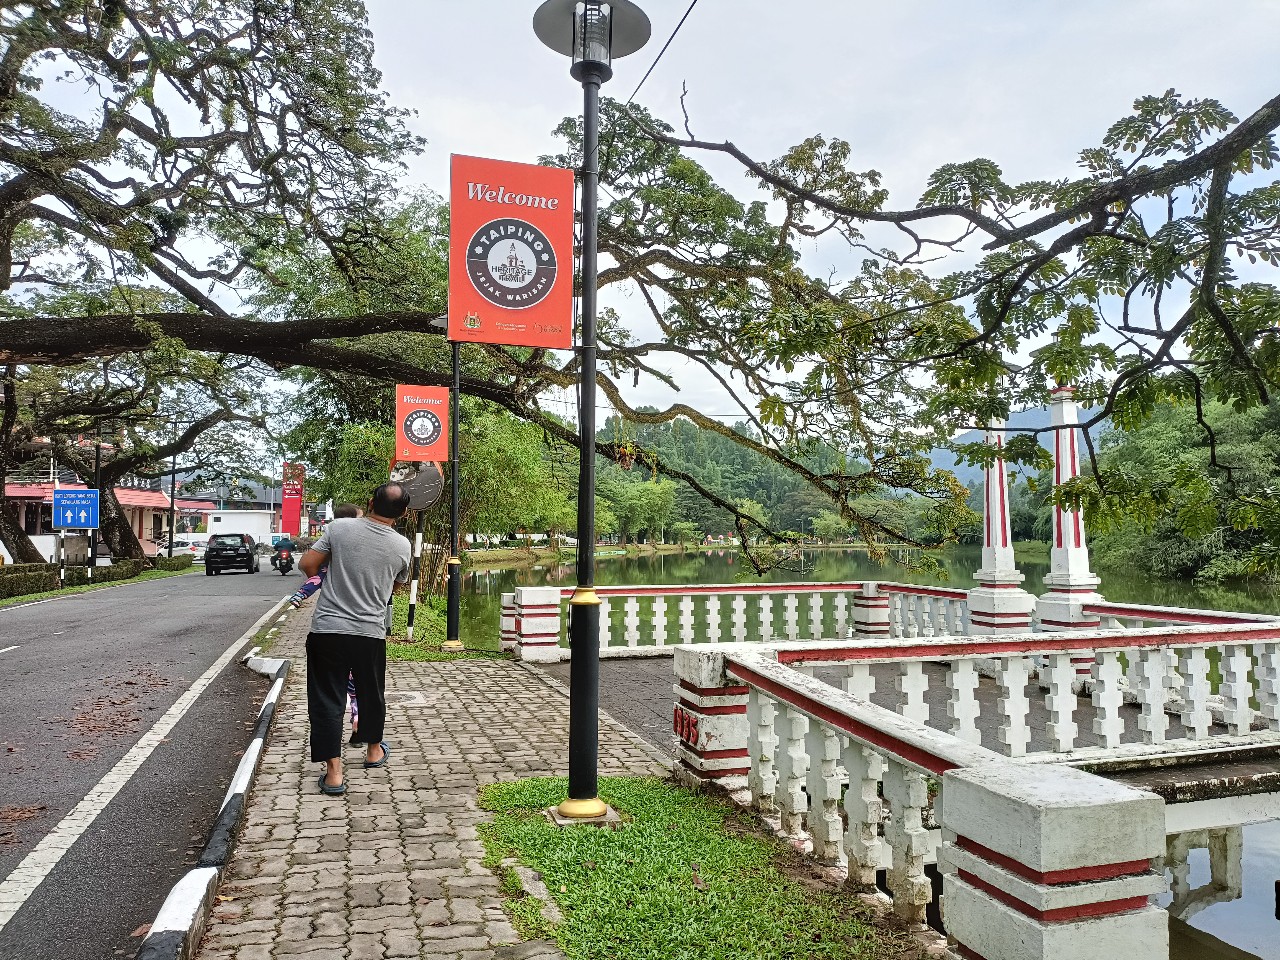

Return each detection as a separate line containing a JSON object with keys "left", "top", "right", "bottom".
{"left": 194, "top": 611, "right": 668, "bottom": 960}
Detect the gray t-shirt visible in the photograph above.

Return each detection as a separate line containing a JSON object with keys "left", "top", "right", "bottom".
{"left": 310, "top": 518, "right": 412, "bottom": 639}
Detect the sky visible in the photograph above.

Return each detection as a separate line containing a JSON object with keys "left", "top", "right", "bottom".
{"left": 364, "top": 0, "right": 1280, "bottom": 420}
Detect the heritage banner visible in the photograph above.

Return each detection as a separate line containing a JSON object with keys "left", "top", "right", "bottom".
{"left": 394, "top": 385, "right": 450, "bottom": 463}
{"left": 448, "top": 154, "right": 575, "bottom": 349}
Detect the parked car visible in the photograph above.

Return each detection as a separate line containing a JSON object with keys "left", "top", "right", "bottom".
{"left": 166, "top": 538, "right": 207, "bottom": 562}
{"left": 204, "top": 533, "right": 260, "bottom": 575}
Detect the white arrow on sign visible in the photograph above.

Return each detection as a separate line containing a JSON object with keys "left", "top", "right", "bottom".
{"left": 79, "top": 509, "right": 88, "bottom": 522}
{"left": 64, "top": 509, "right": 73, "bottom": 522}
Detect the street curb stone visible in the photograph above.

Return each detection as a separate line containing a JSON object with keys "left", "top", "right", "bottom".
{"left": 135, "top": 600, "right": 293, "bottom": 960}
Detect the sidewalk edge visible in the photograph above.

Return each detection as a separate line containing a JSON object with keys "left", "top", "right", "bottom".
{"left": 135, "top": 602, "right": 294, "bottom": 960}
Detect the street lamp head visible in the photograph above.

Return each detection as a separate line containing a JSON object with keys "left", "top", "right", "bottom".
{"left": 533, "top": 0, "right": 651, "bottom": 83}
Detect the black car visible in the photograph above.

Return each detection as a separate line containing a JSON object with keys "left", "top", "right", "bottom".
{"left": 204, "top": 533, "right": 261, "bottom": 575}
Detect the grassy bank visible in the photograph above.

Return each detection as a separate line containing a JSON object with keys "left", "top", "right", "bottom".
{"left": 0, "top": 566, "right": 197, "bottom": 611}
{"left": 479, "top": 776, "right": 910, "bottom": 960}
{"left": 385, "top": 592, "right": 504, "bottom": 662}
{"left": 464, "top": 541, "right": 691, "bottom": 572}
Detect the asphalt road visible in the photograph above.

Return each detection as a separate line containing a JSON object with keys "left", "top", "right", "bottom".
{"left": 0, "top": 565, "right": 297, "bottom": 960}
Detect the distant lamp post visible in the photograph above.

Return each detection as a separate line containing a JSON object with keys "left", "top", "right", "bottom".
{"left": 534, "top": 0, "right": 651, "bottom": 821}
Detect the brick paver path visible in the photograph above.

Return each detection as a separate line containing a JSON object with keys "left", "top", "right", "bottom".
{"left": 195, "top": 611, "right": 667, "bottom": 960}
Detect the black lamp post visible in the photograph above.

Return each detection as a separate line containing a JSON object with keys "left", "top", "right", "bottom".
{"left": 534, "top": 0, "right": 651, "bottom": 820}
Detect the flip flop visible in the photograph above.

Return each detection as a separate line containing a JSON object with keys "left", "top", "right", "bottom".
{"left": 363, "top": 741, "right": 390, "bottom": 769}
{"left": 317, "top": 773, "right": 347, "bottom": 796}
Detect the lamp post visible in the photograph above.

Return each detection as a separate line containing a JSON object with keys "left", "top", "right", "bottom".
{"left": 534, "top": 0, "right": 651, "bottom": 820}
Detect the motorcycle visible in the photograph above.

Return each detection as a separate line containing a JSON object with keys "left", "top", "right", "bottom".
{"left": 275, "top": 548, "right": 294, "bottom": 575}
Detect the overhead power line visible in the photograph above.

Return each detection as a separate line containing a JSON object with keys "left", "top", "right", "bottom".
{"left": 626, "top": 0, "right": 700, "bottom": 105}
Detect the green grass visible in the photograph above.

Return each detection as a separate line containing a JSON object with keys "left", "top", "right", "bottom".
{"left": 477, "top": 776, "right": 904, "bottom": 960}
{"left": 0, "top": 566, "right": 197, "bottom": 610}
{"left": 386, "top": 593, "right": 506, "bottom": 662}
{"left": 1013, "top": 540, "right": 1051, "bottom": 561}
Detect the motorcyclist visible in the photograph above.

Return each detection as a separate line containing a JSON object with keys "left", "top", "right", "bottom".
{"left": 271, "top": 536, "right": 296, "bottom": 569}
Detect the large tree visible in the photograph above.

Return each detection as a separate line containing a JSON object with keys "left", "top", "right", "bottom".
{"left": 3, "top": 52, "right": 1279, "bottom": 569}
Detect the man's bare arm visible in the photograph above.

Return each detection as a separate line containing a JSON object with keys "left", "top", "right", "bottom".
{"left": 299, "top": 548, "right": 329, "bottom": 578}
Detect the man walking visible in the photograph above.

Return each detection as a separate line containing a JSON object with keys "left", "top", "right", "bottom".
{"left": 300, "top": 483, "right": 412, "bottom": 795}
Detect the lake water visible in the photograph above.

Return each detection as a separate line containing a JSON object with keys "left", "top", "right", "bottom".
{"left": 459, "top": 544, "right": 1280, "bottom": 958}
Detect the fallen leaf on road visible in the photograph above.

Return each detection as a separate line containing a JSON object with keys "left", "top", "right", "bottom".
{"left": 0, "top": 805, "right": 46, "bottom": 823}
{"left": 129, "top": 924, "right": 150, "bottom": 938}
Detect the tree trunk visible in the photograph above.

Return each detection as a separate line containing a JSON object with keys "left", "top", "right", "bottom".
{"left": 98, "top": 487, "right": 148, "bottom": 562}
{"left": 0, "top": 496, "right": 43, "bottom": 563}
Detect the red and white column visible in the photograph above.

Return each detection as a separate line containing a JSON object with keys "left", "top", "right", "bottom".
{"left": 1035, "top": 387, "right": 1102, "bottom": 679}
{"left": 513, "top": 586, "right": 564, "bottom": 662}
{"left": 672, "top": 648, "right": 750, "bottom": 788}
{"left": 968, "top": 419, "right": 1036, "bottom": 634}
{"left": 941, "top": 763, "right": 1167, "bottom": 960}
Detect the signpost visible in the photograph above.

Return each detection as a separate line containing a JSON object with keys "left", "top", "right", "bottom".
{"left": 52, "top": 489, "right": 99, "bottom": 585}
{"left": 52, "top": 489, "right": 100, "bottom": 530}
{"left": 388, "top": 459, "right": 446, "bottom": 642}
{"left": 281, "top": 462, "right": 305, "bottom": 537}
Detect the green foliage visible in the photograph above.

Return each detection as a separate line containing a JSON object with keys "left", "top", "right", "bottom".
{"left": 1082, "top": 401, "right": 1280, "bottom": 581}
{"left": 154, "top": 554, "right": 194, "bottom": 571}
{"left": 477, "top": 777, "right": 900, "bottom": 960}
{"left": 0, "top": 565, "right": 58, "bottom": 599}
{"left": 62, "top": 559, "right": 147, "bottom": 586}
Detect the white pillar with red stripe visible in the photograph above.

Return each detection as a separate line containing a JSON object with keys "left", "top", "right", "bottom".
{"left": 672, "top": 647, "right": 750, "bottom": 788}
{"left": 513, "top": 586, "right": 564, "bottom": 662}
{"left": 1036, "top": 386, "right": 1102, "bottom": 662}
{"left": 940, "top": 763, "right": 1167, "bottom": 960}
{"left": 499, "top": 592, "right": 517, "bottom": 653}
{"left": 968, "top": 419, "right": 1036, "bottom": 634}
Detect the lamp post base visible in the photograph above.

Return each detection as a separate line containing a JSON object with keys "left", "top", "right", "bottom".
{"left": 551, "top": 798, "right": 613, "bottom": 824}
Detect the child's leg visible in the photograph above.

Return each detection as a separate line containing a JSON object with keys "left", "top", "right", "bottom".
{"left": 348, "top": 672, "right": 359, "bottom": 730}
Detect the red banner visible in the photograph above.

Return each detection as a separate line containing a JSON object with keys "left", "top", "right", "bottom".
{"left": 394, "top": 385, "right": 450, "bottom": 463}
{"left": 448, "top": 154, "right": 575, "bottom": 350}
{"left": 281, "top": 462, "right": 305, "bottom": 537}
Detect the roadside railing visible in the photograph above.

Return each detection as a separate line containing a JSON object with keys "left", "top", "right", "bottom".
{"left": 748, "top": 622, "right": 1280, "bottom": 760}
{"left": 673, "top": 645, "right": 1170, "bottom": 958}
{"left": 504, "top": 581, "right": 972, "bottom": 661}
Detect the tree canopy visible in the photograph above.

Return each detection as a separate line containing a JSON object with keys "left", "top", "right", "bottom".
{"left": 2, "top": 2, "right": 1278, "bottom": 573}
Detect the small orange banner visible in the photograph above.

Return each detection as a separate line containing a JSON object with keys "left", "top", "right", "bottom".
{"left": 448, "top": 154, "right": 575, "bottom": 350}
{"left": 394, "top": 385, "right": 449, "bottom": 463}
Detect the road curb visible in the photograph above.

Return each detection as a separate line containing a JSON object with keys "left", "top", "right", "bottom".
{"left": 135, "top": 605, "right": 293, "bottom": 960}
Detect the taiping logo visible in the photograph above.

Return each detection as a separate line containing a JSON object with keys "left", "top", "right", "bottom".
{"left": 402, "top": 409, "right": 443, "bottom": 447}
{"left": 466, "top": 218, "right": 557, "bottom": 310}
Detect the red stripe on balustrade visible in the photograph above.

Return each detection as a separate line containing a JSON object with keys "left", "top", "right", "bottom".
{"left": 678, "top": 698, "right": 748, "bottom": 716}
{"left": 957, "top": 870, "right": 1149, "bottom": 923}
{"left": 557, "top": 583, "right": 866, "bottom": 599}
{"left": 957, "top": 837, "right": 1151, "bottom": 885}
{"left": 679, "top": 680, "right": 750, "bottom": 697}
{"left": 1083, "top": 603, "right": 1270, "bottom": 625}
{"left": 770, "top": 624, "right": 1280, "bottom": 664}
{"left": 726, "top": 661, "right": 960, "bottom": 776}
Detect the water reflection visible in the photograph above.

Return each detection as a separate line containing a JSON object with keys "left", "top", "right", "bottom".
{"left": 1162, "top": 823, "right": 1280, "bottom": 960}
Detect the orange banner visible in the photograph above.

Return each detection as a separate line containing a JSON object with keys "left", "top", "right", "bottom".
{"left": 394, "top": 385, "right": 449, "bottom": 463}
{"left": 448, "top": 154, "right": 575, "bottom": 350}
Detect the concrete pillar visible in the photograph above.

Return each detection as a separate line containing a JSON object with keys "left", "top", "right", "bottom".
{"left": 513, "top": 586, "right": 563, "bottom": 662}
{"left": 499, "top": 592, "right": 517, "bottom": 653}
{"left": 851, "top": 583, "right": 891, "bottom": 639}
{"left": 969, "top": 419, "right": 1036, "bottom": 635}
{"left": 672, "top": 647, "right": 750, "bottom": 788}
{"left": 940, "top": 763, "right": 1167, "bottom": 960}
{"left": 1035, "top": 386, "right": 1103, "bottom": 678}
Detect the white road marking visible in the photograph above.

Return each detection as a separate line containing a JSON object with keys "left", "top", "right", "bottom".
{"left": 0, "top": 596, "right": 289, "bottom": 932}
{"left": 0, "top": 646, "right": 17, "bottom": 654}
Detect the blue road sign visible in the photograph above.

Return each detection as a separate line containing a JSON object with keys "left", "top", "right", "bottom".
{"left": 52, "top": 489, "right": 100, "bottom": 530}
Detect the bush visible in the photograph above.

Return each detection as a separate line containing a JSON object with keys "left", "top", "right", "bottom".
{"left": 0, "top": 564, "right": 58, "bottom": 599}
{"left": 154, "top": 554, "right": 194, "bottom": 571}
{"left": 63, "top": 558, "right": 147, "bottom": 587}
